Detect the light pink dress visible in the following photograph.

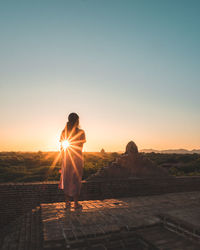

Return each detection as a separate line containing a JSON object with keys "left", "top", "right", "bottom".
{"left": 59, "top": 127, "right": 86, "bottom": 197}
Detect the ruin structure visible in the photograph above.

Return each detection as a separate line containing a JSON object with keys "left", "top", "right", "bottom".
{"left": 87, "top": 141, "right": 171, "bottom": 180}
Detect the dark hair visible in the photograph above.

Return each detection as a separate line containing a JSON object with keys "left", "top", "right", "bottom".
{"left": 67, "top": 113, "right": 79, "bottom": 136}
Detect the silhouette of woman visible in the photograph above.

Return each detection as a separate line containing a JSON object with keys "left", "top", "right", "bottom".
{"left": 59, "top": 113, "right": 86, "bottom": 209}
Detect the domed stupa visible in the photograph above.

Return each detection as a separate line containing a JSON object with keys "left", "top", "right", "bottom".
{"left": 87, "top": 141, "right": 171, "bottom": 180}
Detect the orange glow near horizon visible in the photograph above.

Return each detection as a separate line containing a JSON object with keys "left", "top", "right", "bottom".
{"left": 0, "top": 120, "right": 200, "bottom": 152}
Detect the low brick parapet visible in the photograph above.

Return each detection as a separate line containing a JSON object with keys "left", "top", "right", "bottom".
{"left": 1, "top": 176, "right": 200, "bottom": 228}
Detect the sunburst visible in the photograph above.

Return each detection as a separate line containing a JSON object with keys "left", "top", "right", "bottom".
{"left": 49, "top": 130, "right": 85, "bottom": 179}
{"left": 61, "top": 140, "right": 70, "bottom": 150}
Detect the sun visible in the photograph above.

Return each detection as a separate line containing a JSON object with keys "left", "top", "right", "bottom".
{"left": 62, "top": 140, "right": 70, "bottom": 150}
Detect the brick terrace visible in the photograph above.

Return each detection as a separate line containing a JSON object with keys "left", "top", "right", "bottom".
{"left": 1, "top": 191, "right": 200, "bottom": 249}
{"left": 20, "top": 191, "right": 200, "bottom": 249}
{"left": 1, "top": 179, "right": 200, "bottom": 249}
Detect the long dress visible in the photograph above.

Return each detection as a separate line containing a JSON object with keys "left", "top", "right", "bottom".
{"left": 59, "top": 126, "right": 86, "bottom": 197}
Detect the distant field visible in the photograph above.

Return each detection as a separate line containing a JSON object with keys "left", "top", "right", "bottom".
{"left": 0, "top": 151, "right": 200, "bottom": 183}
{"left": 0, "top": 151, "right": 118, "bottom": 183}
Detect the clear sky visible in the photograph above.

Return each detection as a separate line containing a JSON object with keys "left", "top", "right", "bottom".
{"left": 0, "top": 0, "right": 200, "bottom": 152}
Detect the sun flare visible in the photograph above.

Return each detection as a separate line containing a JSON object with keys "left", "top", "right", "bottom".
{"left": 61, "top": 140, "right": 70, "bottom": 150}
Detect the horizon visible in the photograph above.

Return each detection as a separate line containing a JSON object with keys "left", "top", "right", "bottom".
{"left": 1, "top": 0, "right": 200, "bottom": 152}
{"left": 1, "top": 147, "right": 200, "bottom": 154}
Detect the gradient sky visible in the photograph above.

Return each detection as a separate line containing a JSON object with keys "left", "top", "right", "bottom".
{"left": 0, "top": 0, "right": 200, "bottom": 152}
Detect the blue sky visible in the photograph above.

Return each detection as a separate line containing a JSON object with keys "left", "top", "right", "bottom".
{"left": 0, "top": 0, "right": 200, "bottom": 151}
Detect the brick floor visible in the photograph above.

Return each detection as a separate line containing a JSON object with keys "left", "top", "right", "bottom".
{"left": 41, "top": 191, "right": 200, "bottom": 249}
{"left": 1, "top": 206, "right": 42, "bottom": 250}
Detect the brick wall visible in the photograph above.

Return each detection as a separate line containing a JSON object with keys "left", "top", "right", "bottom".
{"left": 1, "top": 176, "right": 200, "bottom": 228}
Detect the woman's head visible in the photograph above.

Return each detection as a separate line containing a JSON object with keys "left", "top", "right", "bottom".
{"left": 68, "top": 112, "right": 79, "bottom": 126}
{"left": 67, "top": 113, "right": 79, "bottom": 135}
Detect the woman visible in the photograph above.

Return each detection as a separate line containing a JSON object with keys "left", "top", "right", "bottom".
{"left": 59, "top": 113, "right": 86, "bottom": 209}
